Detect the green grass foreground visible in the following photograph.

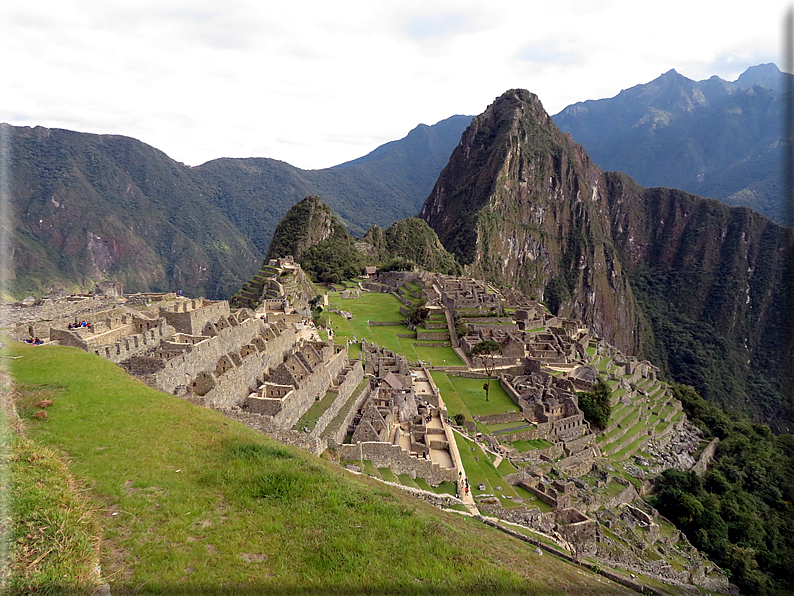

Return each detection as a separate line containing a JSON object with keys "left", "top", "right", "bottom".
{"left": 4, "top": 341, "right": 631, "bottom": 595}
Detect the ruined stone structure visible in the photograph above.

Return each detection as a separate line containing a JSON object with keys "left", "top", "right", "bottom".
{"left": 361, "top": 340, "right": 412, "bottom": 389}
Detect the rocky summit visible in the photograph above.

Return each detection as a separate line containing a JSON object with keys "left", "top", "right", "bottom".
{"left": 421, "top": 89, "right": 794, "bottom": 430}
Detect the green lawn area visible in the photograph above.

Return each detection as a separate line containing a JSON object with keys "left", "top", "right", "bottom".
{"left": 362, "top": 460, "right": 380, "bottom": 477}
{"left": 430, "top": 372, "right": 472, "bottom": 421}
{"left": 447, "top": 376, "right": 516, "bottom": 417}
{"left": 433, "top": 481, "right": 458, "bottom": 496}
{"left": 497, "top": 458, "right": 518, "bottom": 474}
{"left": 398, "top": 473, "right": 420, "bottom": 489}
{"left": 452, "top": 432, "right": 520, "bottom": 508}
{"left": 487, "top": 421, "right": 530, "bottom": 433}
{"left": 510, "top": 439, "right": 553, "bottom": 452}
{"left": 606, "top": 481, "right": 627, "bottom": 497}
{"left": 512, "top": 485, "right": 554, "bottom": 513}
{"left": 292, "top": 390, "right": 339, "bottom": 431}
{"left": 611, "top": 435, "right": 651, "bottom": 460}
{"left": 377, "top": 468, "right": 400, "bottom": 483}
{"left": 325, "top": 292, "right": 464, "bottom": 366}
{"left": 414, "top": 478, "right": 434, "bottom": 492}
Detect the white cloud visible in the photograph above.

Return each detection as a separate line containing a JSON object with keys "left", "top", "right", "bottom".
{"left": 0, "top": 0, "right": 787, "bottom": 169}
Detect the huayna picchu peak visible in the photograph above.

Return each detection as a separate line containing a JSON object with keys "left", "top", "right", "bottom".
{"left": 421, "top": 88, "right": 794, "bottom": 431}
{"left": 421, "top": 89, "right": 641, "bottom": 355}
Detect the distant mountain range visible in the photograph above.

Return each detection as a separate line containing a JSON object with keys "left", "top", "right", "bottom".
{"left": 552, "top": 63, "right": 788, "bottom": 224}
{"left": 6, "top": 63, "right": 786, "bottom": 301}
{"left": 2, "top": 115, "right": 471, "bottom": 299}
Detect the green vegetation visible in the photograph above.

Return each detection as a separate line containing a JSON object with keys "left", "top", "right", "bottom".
{"left": 301, "top": 236, "right": 366, "bottom": 284}
{"left": 382, "top": 217, "right": 462, "bottom": 276}
{"left": 293, "top": 391, "right": 339, "bottom": 432}
{"left": 325, "top": 291, "right": 463, "bottom": 366}
{"left": 577, "top": 377, "right": 611, "bottom": 430}
{"left": 467, "top": 339, "right": 502, "bottom": 402}
{"left": 5, "top": 341, "right": 625, "bottom": 595}
{"left": 510, "top": 439, "right": 554, "bottom": 452}
{"left": 650, "top": 384, "right": 794, "bottom": 595}
{"left": 431, "top": 373, "right": 516, "bottom": 419}
{"left": 7, "top": 432, "right": 102, "bottom": 595}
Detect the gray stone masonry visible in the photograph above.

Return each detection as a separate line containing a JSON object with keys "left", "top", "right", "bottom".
{"left": 160, "top": 299, "right": 229, "bottom": 335}
{"left": 323, "top": 383, "right": 373, "bottom": 445}
{"left": 249, "top": 345, "right": 349, "bottom": 429}
{"left": 141, "top": 317, "right": 299, "bottom": 396}
{"left": 338, "top": 441, "right": 457, "bottom": 486}
{"left": 309, "top": 360, "right": 364, "bottom": 440}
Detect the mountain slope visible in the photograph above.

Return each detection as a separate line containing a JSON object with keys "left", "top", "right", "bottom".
{"left": 421, "top": 89, "right": 794, "bottom": 430}
{"left": 552, "top": 64, "right": 787, "bottom": 223}
{"left": 4, "top": 115, "right": 472, "bottom": 299}
{"left": 5, "top": 124, "right": 259, "bottom": 299}
{"left": 421, "top": 89, "right": 642, "bottom": 353}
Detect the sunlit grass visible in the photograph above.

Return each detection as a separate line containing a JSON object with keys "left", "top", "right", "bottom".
{"left": 5, "top": 341, "right": 617, "bottom": 594}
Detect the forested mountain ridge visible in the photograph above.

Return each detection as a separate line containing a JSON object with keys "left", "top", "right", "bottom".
{"left": 2, "top": 115, "right": 472, "bottom": 299}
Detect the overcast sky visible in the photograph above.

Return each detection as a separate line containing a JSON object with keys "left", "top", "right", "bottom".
{"left": 0, "top": 1, "right": 785, "bottom": 170}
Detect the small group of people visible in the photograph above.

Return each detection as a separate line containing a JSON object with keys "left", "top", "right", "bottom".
{"left": 24, "top": 337, "right": 43, "bottom": 345}
{"left": 68, "top": 321, "right": 89, "bottom": 330}
{"left": 460, "top": 472, "right": 470, "bottom": 495}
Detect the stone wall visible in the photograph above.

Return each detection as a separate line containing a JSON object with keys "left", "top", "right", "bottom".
{"left": 309, "top": 360, "right": 364, "bottom": 439}
{"left": 416, "top": 330, "right": 450, "bottom": 341}
{"left": 203, "top": 351, "right": 272, "bottom": 408}
{"left": 563, "top": 433, "right": 596, "bottom": 455}
{"left": 691, "top": 438, "right": 719, "bottom": 476}
{"left": 161, "top": 300, "right": 229, "bottom": 335}
{"left": 338, "top": 441, "right": 457, "bottom": 485}
{"left": 323, "top": 382, "right": 373, "bottom": 445}
{"left": 261, "top": 347, "right": 350, "bottom": 429}
{"left": 500, "top": 376, "right": 523, "bottom": 408}
{"left": 475, "top": 412, "right": 525, "bottom": 425}
{"left": 145, "top": 318, "right": 298, "bottom": 395}
{"left": 102, "top": 324, "right": 172, "bottom": 363}
{"left": 554, "top": 448, "right": 598, "bottom": 477}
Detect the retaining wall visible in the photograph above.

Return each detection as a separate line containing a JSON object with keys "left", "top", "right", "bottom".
{"left": 145, "top": 318, "right": 298, "bottom": 394}
{"left": 261, "top": 347, "right": 350, "bottom": 429}
{"left": 338, "top": 441, "right": 457, "bottom": 485}
{"left": 310, "top": 360, "right": 364, "bottom": 439}
{"left": 161, "top": 300, "right": 229, "bottom": 335}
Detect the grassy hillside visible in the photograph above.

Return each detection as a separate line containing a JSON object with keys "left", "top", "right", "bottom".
{"left": 4, "top": 340, "right": 633, "bottom": 595}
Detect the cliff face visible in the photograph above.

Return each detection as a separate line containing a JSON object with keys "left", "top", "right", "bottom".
{"left": 421, "top": 89, "right": 794, "bottom": 428}
{"left": 421, "top": 90, "right": 641, "bottom": 353}
{"left": 606, "top": 172, "right": 794, "bottom": 427}
{"left": 265, "top": 196, "right": 348, "bottom": 262}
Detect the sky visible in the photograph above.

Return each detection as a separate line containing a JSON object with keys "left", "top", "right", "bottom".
{"left": 0, "top": 0, "right": 786, "bottom": 170}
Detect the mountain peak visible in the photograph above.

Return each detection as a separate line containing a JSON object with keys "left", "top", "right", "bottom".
{"left": 735, "top": 62, "right": 782, "bottom": 90}
{"left": 421, "top": 87, "right": 639, "bottom": 352}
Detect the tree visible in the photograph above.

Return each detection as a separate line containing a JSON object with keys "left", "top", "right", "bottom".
{"left": 308, "top": 295, "right": 324, "bottom": 327}
{"left": 406, "top": 301, "right": 429, "bottom": 326}
{"left": 577, "top": 377, "right": 611, "bottom": 429}
{"left": 468, "top": 339, "right": 502, "bottom": 401}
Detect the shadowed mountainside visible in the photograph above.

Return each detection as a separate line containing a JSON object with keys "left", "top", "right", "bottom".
{"left": 421, "top": 89, "right": 794, "bottom": 430}
{"left": 3, "top": 115, "right": 472, "bottom": 299}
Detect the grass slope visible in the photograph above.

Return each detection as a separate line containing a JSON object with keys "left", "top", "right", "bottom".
{"left": 5, "top": 341, "right": 632, "bottom": 595}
